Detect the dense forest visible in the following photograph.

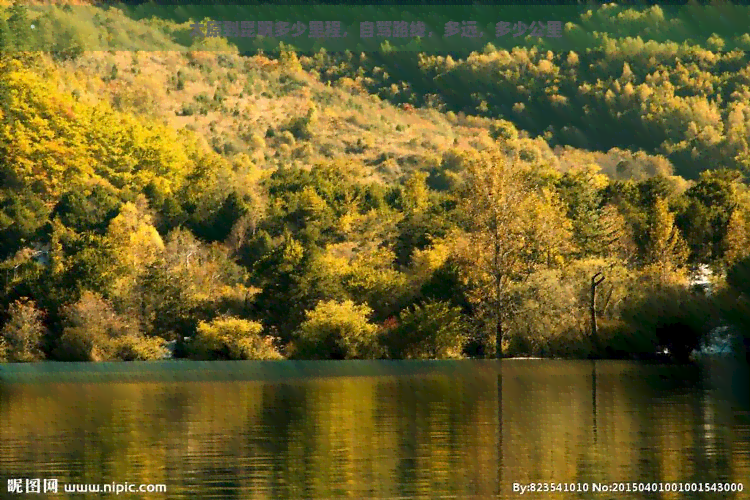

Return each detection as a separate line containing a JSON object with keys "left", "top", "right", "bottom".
{"left": 1, "top": 2, "right": 750, "bottom": 363}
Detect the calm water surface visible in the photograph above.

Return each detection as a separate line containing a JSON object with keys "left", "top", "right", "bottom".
{"left": 1, "top": 360, "right": 749, "bottom": 499}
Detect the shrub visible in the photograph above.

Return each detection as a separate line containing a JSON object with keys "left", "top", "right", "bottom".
{"left": 292, "top": 300, "right": 381, "bottom": 359}
{"left": 247, "top": 132, "right": 266, "bottom": 150}
{"left": 489, "top": 119, "right": 519, "bottom": 142}
{"left": 347, "top": 136, "right": 374, "bottom": 154}
{"left": 53, "top": 291, "right": 145, "bottom": 362}
{"left": 283, "top": 106, "right": 318, "bottom": 141}
{"left": 619, "top": 284, "right": 718, "bottom": 361}
{"left": 188, "top": 317, "right": 283, "bottom": 360}
{"left": 280, "top": 45, "right": 303, "bottom": 72}
{"left": 383, "top": 300, "right": 468, "bottom": 359}
{"left": 0, "top": 299, "right": 46, "bottom": 362}
{"left": 175, "top": 70, "right": 185, "bottom": 90}
{"left": 213, "top": 88, "right": 226, "bottom": 104}
{"left": 720, "top": 256, "right": 750, "bottom": 337}
{"left": 178, "top": 103, "right": 196, "bottom": 116}
{"left": 114, "top": 335, "right": 169, "bottom": 361}
{"left": 278, "top": 130, "right": 296, "bottom": 145}
{"left": 293, "top": 143, "right": 314, "bottom": 160}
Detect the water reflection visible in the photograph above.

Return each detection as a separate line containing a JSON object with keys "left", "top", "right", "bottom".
{"left": 0, "top": 360, "right": 748, "bottom": 499}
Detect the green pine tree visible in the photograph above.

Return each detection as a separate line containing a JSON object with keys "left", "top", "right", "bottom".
{"left": 7, "top": 4, "right": 31, "bottom": 52}
{"left": 0, "top": 16, "right": 11, "bottom": 55}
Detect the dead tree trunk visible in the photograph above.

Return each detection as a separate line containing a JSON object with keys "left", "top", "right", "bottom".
{"left": 494, "top": 238, "right": 503, "bottom": 359}
{"left": 495, "top": 313, "right": 503, "bottom": 359}
{"left": 591, "top": 272, "right": 606, "bottom": 346}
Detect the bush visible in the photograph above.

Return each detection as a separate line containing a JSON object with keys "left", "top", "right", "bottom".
{"left": 285, "top": 116, "right": 312, "bottom": 140}
{"left": 283, "top": 106, "right": 318, "bottom": 141}
{"left": 722, "top": 256, "right": 750, "bottom": 329}
{"left": 0, "top": 299, "right": 46, "bottom": 362}
{"left": 188, "top": 317, "right": 283, "bottom": 360}
{"left": 178, "top": 103, "right": 196, "bottom": 116}
{"left": 503, "top": 264, "right": 594, "bottom": 357}
{"left": 247, "top": 132, "right": 266, "bottom": 150}
{"left": 293, "top": 143, "right": 314, "bottom": 160}
{"left": 383, "top": 300, "right": 468, "bottom": 359}
{"left": 54, "top": 327, "right": 106, "bottom": 362}
{"left": 278, "top": 130, "right": 296, "bottom": 146}
{"left": 175, "top": 70, "right": 185, "bottom": 90}
{"left": 292, "top": 300, "right": 381, "bottom": 359}
{"left": 53, "top": 291, "right": 146, "bottom": 362}
{"left": 114, "top": 335, "right": 169, "bottom": 361}
{"left": 489, "top": 119, "right": 518, "bottom": 142}
{"left": 280, "top": 45, "right": 303, "bottom": 72}
{"left": 619, "top": 285, "right": 718, "bottom": 361}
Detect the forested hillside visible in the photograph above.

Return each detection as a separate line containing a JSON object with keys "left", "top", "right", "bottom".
{"left": 1, "top": 2, "right": 750, "bottom": 363}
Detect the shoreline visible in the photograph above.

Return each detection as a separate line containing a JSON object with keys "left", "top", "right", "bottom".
{"left": 2, "top": 356, "right": 739, "bottom": 384}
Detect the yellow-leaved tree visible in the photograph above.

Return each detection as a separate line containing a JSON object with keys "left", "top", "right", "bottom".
{"left": 453, "top": 148, "right": 572, "bottom": 357}
{"left": 0, "top": 59, "right": 94, "bottom": 200}
{"left": 645, "top": 196, "right": 689, "bottom": 285}
{"left": 105, "top": 196, "right": 164, "bottom": 304}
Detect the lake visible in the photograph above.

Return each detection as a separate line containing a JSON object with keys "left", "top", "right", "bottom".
{"left": 1, "top": 360, "right": 749, "bottom": 499}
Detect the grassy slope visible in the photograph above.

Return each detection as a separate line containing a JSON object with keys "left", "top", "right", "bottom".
{"left": 19, "top": 2, "right": 678, "bottom": 186}
{"left": 54, "top": 48, "right": 493, "bottom": 183}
